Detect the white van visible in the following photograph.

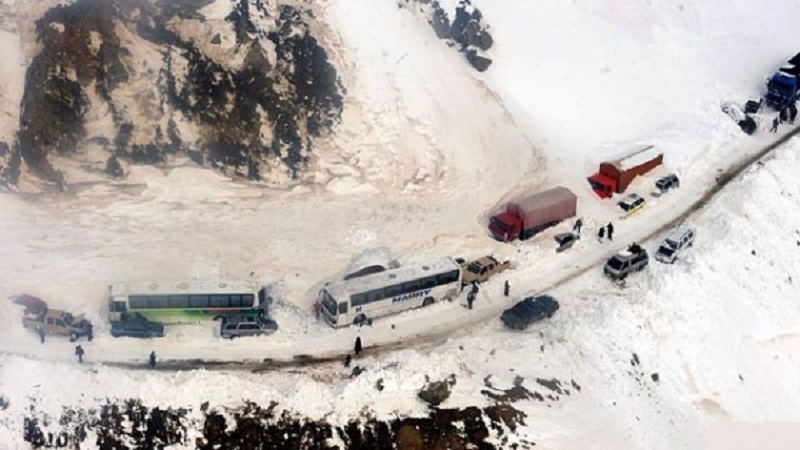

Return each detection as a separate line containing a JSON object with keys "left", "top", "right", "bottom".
{"left": 655, "top": 227, "right": 695, "bottom": 264}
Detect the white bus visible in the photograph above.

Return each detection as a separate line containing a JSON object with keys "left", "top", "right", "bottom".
{"left": 318, "top": 257, "right": 463, "bottom": 328}
{"left": 108, "top": 280, "right": 265, "bottom": 324}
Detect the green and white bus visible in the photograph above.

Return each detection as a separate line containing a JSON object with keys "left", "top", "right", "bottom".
{"left": 319, "top": 257, "right": 463, "bottom": 328}
{"left": 108, "top": 280, "right": 264, "bottom": 323}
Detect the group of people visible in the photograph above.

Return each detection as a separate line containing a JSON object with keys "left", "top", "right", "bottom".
{"left": 71, "top": 344, "right": 157, "bottom": 369}
{"left": 597, "top": 222, "right": 615, "bottom": 242}
{"left": 343, "top": 336, "right": 364, "bottom": 378}
{"left": 770, "top": 102, "right": 798, "bottom": 133}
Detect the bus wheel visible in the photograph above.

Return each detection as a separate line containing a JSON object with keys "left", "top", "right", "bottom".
{"left": 353, "top": 314, "right": 367, "bottom": 326}
{"left": 423, "top": 297, "right": 435, "bottom": 307}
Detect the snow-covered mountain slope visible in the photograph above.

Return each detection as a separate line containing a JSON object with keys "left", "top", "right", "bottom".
{"left": 0, "top": 0, "right": 800, "bottom": 448}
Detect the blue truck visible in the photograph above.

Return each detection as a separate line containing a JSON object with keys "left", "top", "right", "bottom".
{"left": 765, "top": 52, "right": 800, "bottom": 110}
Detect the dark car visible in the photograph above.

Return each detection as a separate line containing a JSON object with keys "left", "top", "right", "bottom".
{"left": 220, "top": 315, "right": 278, "bottom": 339}
{"left": 501, "top": 295, "right": 560, "bottom": 330}
{"left": 110, "top": 314, "right": 165, "bottom": 338}
{"left": 655, "top": 174, "right": 680, "bottom": 193}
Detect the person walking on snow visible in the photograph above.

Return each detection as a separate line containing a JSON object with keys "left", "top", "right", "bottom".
{"left": 344, "top": 353, "right": 352, "bottom": 368}
{"left": 598, "top": 227, "right": 605, "bottom": 242}
{"left": 467, "top": 292, "right": 475, "bottom": 310}
{"left": 771, "top": 116, "right": 780, "bottom": 133}
{"left": 790, "top": 103, "right": 798, "bottom": 124}
{"left": 354, "top": 336, "right": 363, "bottom": 355}
{"left": 75, "top": 345, "right": 85, "bottom": 363}
{"left": 149, "top": 351, "right": 157, "bottom": 369}
{"left": 606, "top": 222, "right": 615, "bottom": 241}
{"left": 38, "top": 326, "right": 45, "bottom": 344}
{"left": 471, "top": 282, "right": 479, "bottom": 295}
{"left": 503, "top": 280, "right": 510, "bottom": 297}
{"left": 573, "top": 218, "right": 583, "bottom": 234}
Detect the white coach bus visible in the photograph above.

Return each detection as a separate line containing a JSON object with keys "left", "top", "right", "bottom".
{"left": 108, "top": 280, "right": 265, "bottom": 324}
{"left": 318, "top": 257, "right": 463, "bottom": 328}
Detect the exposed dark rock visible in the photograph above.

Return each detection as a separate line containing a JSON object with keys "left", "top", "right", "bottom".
{"left": 23, "top": 398, "right": 533, "bottom": 450}
{"left": 17, "top": 0, "right": 344, "bottom": 185}
{"left": 105, "top": 156, "right": 124, "bottom": 178}
{"left": 418, "top": 380, "right": 452, "bottom": 406}
{"left": 429, "top": 4, "right": 450, "bottom": 39}
{"left": 466, "top": 49, "right": 492, "bottom": 72}
{"left": 651, "top": 373, "right": 659, "bottom": 383}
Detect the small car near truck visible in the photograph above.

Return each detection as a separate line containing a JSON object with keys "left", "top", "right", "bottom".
{"left": 461, "top": 256, "right": 511, "bottom": 285}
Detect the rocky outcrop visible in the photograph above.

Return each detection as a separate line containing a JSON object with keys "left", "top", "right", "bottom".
{"left": 401, "top": 0, "right": 493, "bottom": 72}
{"left": 16, "top": 0, "right": 343, "bottom": 185}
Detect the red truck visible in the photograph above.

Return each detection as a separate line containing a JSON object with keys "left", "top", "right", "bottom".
{"left": 489, "top": 186, "right": 578, "bottom": 242}
{"left": 588, "top": 145, "right": 663, "bottom": 198}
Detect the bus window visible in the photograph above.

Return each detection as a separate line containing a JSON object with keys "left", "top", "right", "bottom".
{"left": 211, "top": 296, "right": 228, "bottom": 307}
{"left": 385, "top": 284, "right": 402, "bottom": 298}
{"left": 229, "top": 295, "right": 242, "bottom": 307}
{"left": 420, "top": 277, "right": 437, "bottom": 289}
{"left": 367, "top": 289, "right": 384, "bottom": 303}
{"left": 169, "top": 296, "right": 189, "bottom": 308}
{"left": 437, "top": 270, "right": 459, "bottom": 285}
{"left": 130, "top": 296, "right": 147, "bottom": 309}
{"left": 352, "top": 293, "right": 367, "bottom": 307}
{"left": 338, "top": 302, "right": 348, "bottom": 314}
{"left": 401, "top": 280, "right": 420, "bottom": 292}
{"left": 148, "top": 296, "right": 166, "bottom": 308}
{"left": 190, "top": 295, "right": 209, "bottom": 308}
{"left": 242, "top": 294, "right": 255, "bottom": 307}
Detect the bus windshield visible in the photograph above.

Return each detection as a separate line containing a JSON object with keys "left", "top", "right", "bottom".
{"left": 320, "top": 291, "right": 337, "bottom": 316}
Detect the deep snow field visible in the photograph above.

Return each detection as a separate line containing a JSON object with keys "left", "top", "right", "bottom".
{"left": 1, "top": 0, "right": 800, "bottom": 448}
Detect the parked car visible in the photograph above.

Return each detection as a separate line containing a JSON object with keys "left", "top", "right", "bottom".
{"left": 461, "top": 256, "right": 511, "bottom": 285}
{"left": 554, "top": 232, "right": 579, "bottom": 252}
{"left": 501, "top": 295, "right": 560, "bottom": 330}
{"left": 604, "top": 243, "right": 649, "bottom": 280}
{"left": 220, "top": 316, "right": 278, "bottom": 339}
{"left": 22, "top": 308, "right": 92, "bottom": 341}
{"left": 721, "top": 101, "right": 757, "bottom": 135}
{"left": 618, "top": 193, "right": 646, "bottom": 212}
{"left": 655, "top": 227, "right": 695, "bottom": 264}
{"left": 655, "top": 174, "right": 680, "bottom": 193}
{"left": 110, "top": 313, "right": 165, "bottom": 338}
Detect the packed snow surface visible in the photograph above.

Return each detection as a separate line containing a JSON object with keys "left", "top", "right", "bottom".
{"left": 1, "top": 0, "right": 800, "bottom": 448}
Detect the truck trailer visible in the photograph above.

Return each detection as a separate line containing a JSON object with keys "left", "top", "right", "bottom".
{"left": 765, "top": 52, "right": 800, "bottom": 110}
{"left": 588, "top": 145, "right": 663, "bottom": 198}
{"left": 489, "top": 186, "right": 577, "bottom": 242}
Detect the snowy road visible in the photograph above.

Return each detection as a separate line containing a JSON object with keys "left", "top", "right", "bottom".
{"left": 1, "top": 126, "right": 796, "bottom": 370}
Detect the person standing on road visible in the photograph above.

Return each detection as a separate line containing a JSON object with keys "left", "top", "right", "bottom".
{"left": 503, "top": 280, "right": 510, "bottom": 297}
{"left": 771, "top": 116, "right": 780, "bottom": 133}
{"left": 790, "top": 103, "right": 798, "bottom": 125}
{"left": 149, "top": 351, "right": 157, "bottom": 369}
{"left": 467, "top": 292, "right": 475, "bottom": 310}
{"left": 344, "top": 353, "right": 352, "bottom": 368}
{"left": 38, "top": 326, "right": 45, "bottom": 344}
{"left": 354, "top": 336, "right": 363, "bottom": 355}
{"left": 598, "top": 226, "right": 605, "bottom": 242}
{"left": 86, "top": 323, "right": 93, "bottom": 342}
{"left": 75, "top": 345, "right": 85, "bottom": 363}
{"left": 606, "top": 222, "right": 615, "bottom": 241}
{"left": 573, "top": 218, "right": 583, "bottom": 234}
{"left": 471, "top": 282, "right": 479, "bottom": 295}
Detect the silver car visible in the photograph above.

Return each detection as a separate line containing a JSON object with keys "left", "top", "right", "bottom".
{"left": 220, "top": 316, "right": 278, "bottom": 339}
{"left": 655, "top": 227, "right": 695, "bottom": 264}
